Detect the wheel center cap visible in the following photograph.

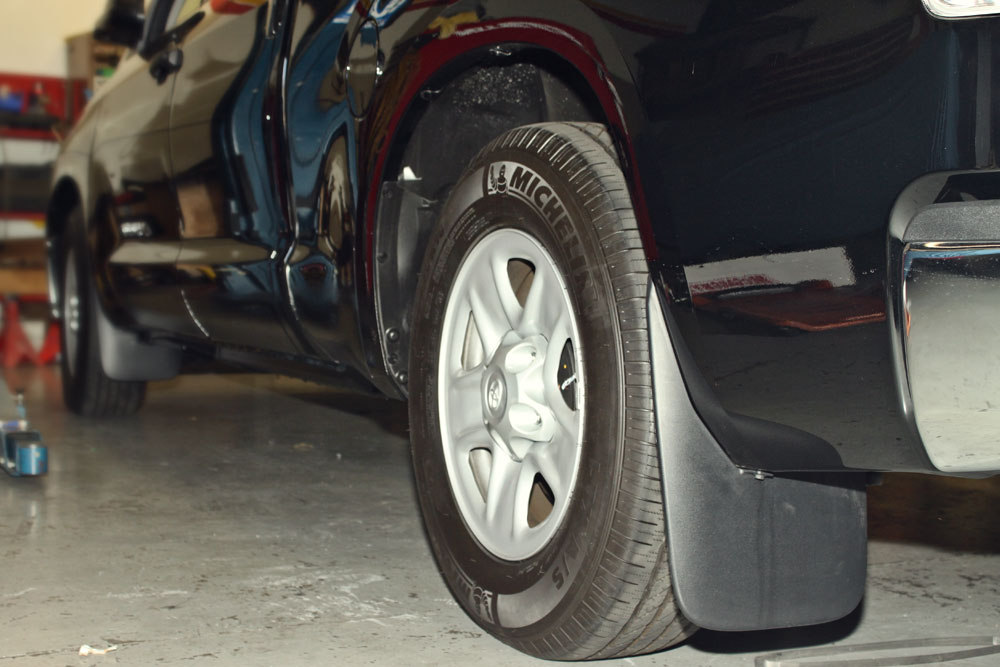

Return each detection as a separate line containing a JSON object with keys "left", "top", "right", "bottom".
{"left": 483, "top": 369, "right": 507, "bottom": 422}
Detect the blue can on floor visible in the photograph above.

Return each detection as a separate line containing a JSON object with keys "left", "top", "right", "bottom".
{"left": 1, "top": 429, "right": 47, "bottom": 477}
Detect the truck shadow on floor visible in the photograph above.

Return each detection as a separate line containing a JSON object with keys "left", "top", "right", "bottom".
{"left": 867, "top": 473, "right": 1000, "bottom": 553}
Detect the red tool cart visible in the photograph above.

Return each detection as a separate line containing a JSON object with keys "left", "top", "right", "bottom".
{"left": 0, "top": 72, "right": 87, "bottom": 367}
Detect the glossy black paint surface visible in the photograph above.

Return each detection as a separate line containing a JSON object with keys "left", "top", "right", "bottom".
{"left": 167, "top": 6, "right": 299, "bottom": 353}
{"left": 284, "top": 1, "right": 370, "bottom": 369}
{"left": 627, "top": 3, "right": 995, "bottom": 471}
{"left": 49, "top": 0, "right": 1000, "bottom": 473}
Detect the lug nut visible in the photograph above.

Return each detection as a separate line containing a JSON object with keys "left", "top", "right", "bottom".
{"left": 504, "top": 342, "right": 538, "bottom": 374}
{"left": 509, "top": 403, "right": 543, "bottom": 434}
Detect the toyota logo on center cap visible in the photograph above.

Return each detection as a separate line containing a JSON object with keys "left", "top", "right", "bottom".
{"left": 487, "top": 376, "right": 505, "bottom": 412}
{"left": 484, "top": 370, "right": 508, "bottom": 421}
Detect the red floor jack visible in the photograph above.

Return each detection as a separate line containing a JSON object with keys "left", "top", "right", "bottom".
{"left": 0, "top": 389, "right": 46, "bottom": 477}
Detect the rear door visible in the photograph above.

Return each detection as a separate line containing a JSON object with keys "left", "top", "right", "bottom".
{"left": 166, "top": 0, "right": 300, "bottom": 353}
{"left": 282, "top": 0, "right": 377, "bottom": 368}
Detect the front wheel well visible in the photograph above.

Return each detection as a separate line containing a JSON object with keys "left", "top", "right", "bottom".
{"left": 374, "top": 52, "right": 611, "bottom": 394}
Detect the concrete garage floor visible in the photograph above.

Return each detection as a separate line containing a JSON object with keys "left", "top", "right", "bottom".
{"left": 1, "top": 370, "right": 998, "bottom": 666}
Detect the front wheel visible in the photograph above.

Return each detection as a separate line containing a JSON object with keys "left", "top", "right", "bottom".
{"left": 409, "top": 123, "right": 695, "bottom": 660}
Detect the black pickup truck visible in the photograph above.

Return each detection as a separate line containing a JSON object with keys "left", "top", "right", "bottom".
{"left": 47, "top": 0, "right": 1000, "bottom": 660}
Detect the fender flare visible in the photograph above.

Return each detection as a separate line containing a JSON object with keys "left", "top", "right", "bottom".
{"left": 362, "top": 4, "right": 659, "bottom": 280}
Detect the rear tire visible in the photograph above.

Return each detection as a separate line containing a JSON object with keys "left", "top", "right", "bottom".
{"left": 60, "top": 205, "right": 145, "bottom": 417}
{"left": 409, "top": 123, "right": 696, "bottom": 660}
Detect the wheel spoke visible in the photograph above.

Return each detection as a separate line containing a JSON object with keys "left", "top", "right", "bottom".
{"left": 453, "top": 426, "right": 490, "bottom": 456}
{"left": 519, "top": 259, "right": 570, "bottom": 338}
{"left": 456, "top": 425, "right": 493, "bottom": 498}
{"left": 546, "top": 377, "right": 579, "bottom": 439}
{"left": 548, "top": 396, "right": 579, "bottom": 446}
{"left": 444, "top": 308, "right": 477, "bottom": 373}
{"left": 446, "top": 369, "right": 484, "bottom": 436}
{"left": 490, "top": 253, "right": 524, "bottom": 333}
{"left": 528, "top": 429, "right": 577, "bottom": 504}
{"left": 518, "top": 269, "right": 547, "bottom": 336}
{"left": 544, "top": 338, "right": 581, "bottom": 451}
{"left": 545, "top": 312, "right": 573, "bottom": 358}
{"left": 468, "top": 271, "right": 512, "bottom": 360}
{"left": 484, "top": 454, "right": 528, "bottom": 541}
{"left": 510, "top": 459, "right": 537, "bottom": 541}
{"left": 450, "top": 367, "right": 482, "bottom": 399}
{"left": 545, "top": 314, "right": 576, "bottom": 386}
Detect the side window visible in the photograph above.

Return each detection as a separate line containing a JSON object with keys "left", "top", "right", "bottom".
{"left": 140, "top": 0, "right": 207, "bottom": 52}
{"left": 166, "top": 0, "right": 208, "bottom": 30}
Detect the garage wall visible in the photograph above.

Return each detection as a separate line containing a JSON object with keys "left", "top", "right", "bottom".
{"left": 0, "top": 0, "right": 108, "bottom": 77}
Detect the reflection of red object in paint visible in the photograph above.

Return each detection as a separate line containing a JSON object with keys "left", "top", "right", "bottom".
{"left": 299, "top": 262, "right": 328, "bottom": 282}
{"left": 211, "top": 0, "right": 263, "bottom": 14}
{"left": 692, "top": 282, "right": 886, "bottom": 332}
{"left": 689, "top": 274, "right": 774, "bottom": 296}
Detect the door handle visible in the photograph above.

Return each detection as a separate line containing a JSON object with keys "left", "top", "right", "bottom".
{"left": 150, "top": 48, "right": 183, "bottom": 84}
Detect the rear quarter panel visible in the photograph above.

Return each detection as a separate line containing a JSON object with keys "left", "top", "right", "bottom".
{"left": 608, "top": 0, "right": 995, "bottom": 470}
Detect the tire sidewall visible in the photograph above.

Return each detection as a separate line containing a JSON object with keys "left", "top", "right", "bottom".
{"left": 59, "top": 208, "right": 96, "bottom": 410}
{"left": 410, "top": 141, "right": 627, "bottom": 638}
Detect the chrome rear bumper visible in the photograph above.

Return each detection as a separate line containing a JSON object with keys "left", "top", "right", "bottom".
{"left": 896, "top": 199, "right": 1000, "bottom": 473}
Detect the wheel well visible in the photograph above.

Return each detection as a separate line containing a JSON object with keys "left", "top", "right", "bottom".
{"left": 374, "top": 52, "right": 608, "bottom": 393}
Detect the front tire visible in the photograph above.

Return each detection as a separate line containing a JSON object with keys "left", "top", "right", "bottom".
{"left": 60, "top": 205, "right": 145, "bottom": 417}
{"left": 409, "top": 123, "right": 695, "bottom": 660}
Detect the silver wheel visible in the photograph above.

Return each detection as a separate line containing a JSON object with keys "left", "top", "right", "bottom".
{"left": 411, "top": 124, "right": 694, "bottom": 659}
{"left": 63, "top": 246, "right": 81, "bottom": 374}
{"left": 438, "top": 228, "right": 584, "bottom": 561}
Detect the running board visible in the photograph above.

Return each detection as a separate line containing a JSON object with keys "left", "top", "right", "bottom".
{"left": 647, "top": 284, "right": 867, "bottom": 632}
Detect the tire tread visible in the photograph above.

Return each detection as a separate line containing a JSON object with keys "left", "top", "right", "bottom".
{"left": 490, "top": 123, "right": 696, "bottom": 659}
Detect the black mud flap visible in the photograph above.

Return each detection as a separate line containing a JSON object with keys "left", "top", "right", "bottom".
{"left": 95, "top": 286, "right": 181, "bottom": 382}
{"left": 648, "top": 284, "right": 867, "bottom": 631}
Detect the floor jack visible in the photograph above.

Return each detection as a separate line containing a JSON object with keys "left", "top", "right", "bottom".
{"left": 0, "top": 387, "right": 46, "bottom": 477}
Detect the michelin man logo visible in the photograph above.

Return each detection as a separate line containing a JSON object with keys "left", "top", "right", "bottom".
{"left": 488, "top": 164, "right": 508, "bottom": 194}
{"left": 484, "top": 162, "right": 569, "bottom": 229}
